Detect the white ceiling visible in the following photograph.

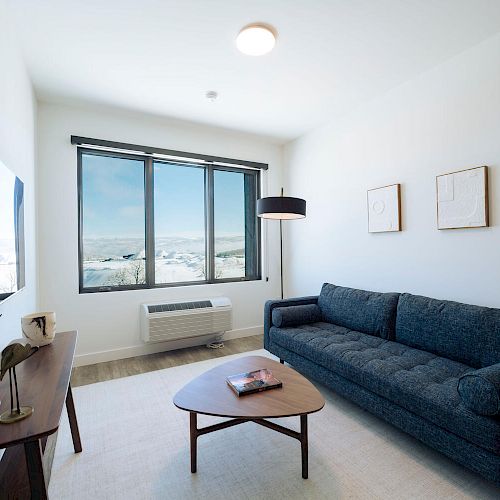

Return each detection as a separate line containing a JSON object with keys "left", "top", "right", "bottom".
{"left": 8, "top": 0, "right": 500, "bottom": 142}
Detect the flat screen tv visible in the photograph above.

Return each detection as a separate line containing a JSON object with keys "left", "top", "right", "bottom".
{"left": 0, "top": 160, "right": 25, "bottom": 302}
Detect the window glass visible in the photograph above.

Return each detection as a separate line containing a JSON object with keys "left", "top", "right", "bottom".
{"left": 81, "top": 153, "right": 145, "bottom": 288}
{"left": 214, "top": 170, "right": 246, "bottom": 279}
{"left": 153, "top": 162, "right": 206, "bottom": 283}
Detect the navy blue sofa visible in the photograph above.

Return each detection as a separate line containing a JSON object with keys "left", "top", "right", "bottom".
{"left": 264, "top": 283, "right": 500, "bottom": 485}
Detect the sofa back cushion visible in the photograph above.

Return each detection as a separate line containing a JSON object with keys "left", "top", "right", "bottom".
{"left": 396, "top": 293, "right": 500, "bottom": 368}
{"left": 317, "top": 283, "right": 400, "bottom": 339}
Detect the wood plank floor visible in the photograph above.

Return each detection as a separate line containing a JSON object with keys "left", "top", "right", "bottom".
{"left": 71, "top": 334, "right": 264, "bottom": 387}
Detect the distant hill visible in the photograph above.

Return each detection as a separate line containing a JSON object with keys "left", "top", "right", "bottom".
{"left": 216, "top": 248, "right": 244, "bottom": 258}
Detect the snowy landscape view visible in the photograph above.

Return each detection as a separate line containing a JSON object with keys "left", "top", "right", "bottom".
{"left": 0, "top": 238, "right": 17, "bottom": 294}
{"left": 80, "top": 153, "right": 252, "bottom": 289}
{"left": 82, "top": 235, "right": 245, "bottom": 287}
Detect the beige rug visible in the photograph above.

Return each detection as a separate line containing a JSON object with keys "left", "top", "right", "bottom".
{"left": 50, "top": 350, "right": 499, "bottom": 499}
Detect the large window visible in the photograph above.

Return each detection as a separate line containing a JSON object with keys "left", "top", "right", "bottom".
{"left": 78, "top": 149, "right": 261, "bottom": 292}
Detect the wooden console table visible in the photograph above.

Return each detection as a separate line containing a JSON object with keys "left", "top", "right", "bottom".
{"left": 0, "top": 331, "right": 81, "bottom": 499}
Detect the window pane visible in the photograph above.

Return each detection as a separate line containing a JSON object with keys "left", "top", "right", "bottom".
{"left": 154, "top": 162, "right": 205, "bottom": 283}
{"left": 81, "top": 154, "right": 145, "bottom": 288}
{"left": 214, "top": 170, "right": 246, "bottom": 279}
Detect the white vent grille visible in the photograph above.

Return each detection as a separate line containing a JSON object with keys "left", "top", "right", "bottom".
{"left": 147, "top": 300, "right": 212, "bottom": 313}
{"left": 141, "top": 297, "right": 232, "bottom": 343}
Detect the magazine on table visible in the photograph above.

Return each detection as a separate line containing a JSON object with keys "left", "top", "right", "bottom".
{"left": 226, "top": 368, "right": 282, "bottom": 396}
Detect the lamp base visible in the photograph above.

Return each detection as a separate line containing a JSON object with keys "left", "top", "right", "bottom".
{"left": 0, "top": 406, "right": 34, "bottom": 424}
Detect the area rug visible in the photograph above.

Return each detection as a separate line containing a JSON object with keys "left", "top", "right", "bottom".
{"left": 50, "top": 350, "right": 498, "bottom": 499}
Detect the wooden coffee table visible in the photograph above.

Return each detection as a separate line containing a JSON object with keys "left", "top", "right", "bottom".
{"left": 173, "top": 355, "right": 325, "bottom": 479}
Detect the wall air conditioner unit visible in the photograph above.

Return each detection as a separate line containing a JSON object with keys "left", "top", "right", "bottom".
{"left": 141, "top": 297, "right": 232, "bottom": 344}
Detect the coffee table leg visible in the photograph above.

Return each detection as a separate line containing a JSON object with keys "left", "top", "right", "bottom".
{"left": 190, "top": 412, "right": 197, "bottom": 473}
{"left": 186, "top": 414, "right": 310, "bottom": 478}
{"left": 300, "top": 414, "right": 308, "bottom": 479}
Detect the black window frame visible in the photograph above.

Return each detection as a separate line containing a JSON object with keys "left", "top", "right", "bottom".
{"left": 77, "top": 147, "right": 262, "bottom": 294}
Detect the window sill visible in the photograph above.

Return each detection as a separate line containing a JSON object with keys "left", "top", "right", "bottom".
{"left": 79, "top": 277, "right": 262, "bottom": 294}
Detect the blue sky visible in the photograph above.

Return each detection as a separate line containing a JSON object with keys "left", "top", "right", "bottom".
{"left": 82, "top": 154, "right": 245, "bottom": 239}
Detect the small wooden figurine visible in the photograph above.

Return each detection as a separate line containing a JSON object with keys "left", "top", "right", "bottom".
{"left": 0, "top": 343, "right": 39, "bottom": 423}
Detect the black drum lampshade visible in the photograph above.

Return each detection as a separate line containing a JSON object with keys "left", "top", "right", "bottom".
{"left": 256, "top": 189, "right": 306, "bottom": 300}
{"left": 257, "top": 196, "right": 306, "bottom": 220}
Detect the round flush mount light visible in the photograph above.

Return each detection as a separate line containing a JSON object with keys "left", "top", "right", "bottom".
{"left": 236, "top": 24, "right": 277, "bottom": 56}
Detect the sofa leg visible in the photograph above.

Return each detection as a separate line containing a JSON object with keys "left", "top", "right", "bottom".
{"left": 280, "top": 359, "right": 284, "bottom": 364}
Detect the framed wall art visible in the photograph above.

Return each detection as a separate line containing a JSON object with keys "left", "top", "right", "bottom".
{"left": 367, "top": 184, "right": 401, "bottom": 233}
{"left": 0, "top": 160, "right": 25, "bottom": 302}
{"left": 436, "top": 166, "right": 488, "bottom": 230}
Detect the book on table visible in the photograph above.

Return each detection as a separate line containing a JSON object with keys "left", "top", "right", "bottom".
{"left": 226, "top": 368, "right": 282, "bottom": 396}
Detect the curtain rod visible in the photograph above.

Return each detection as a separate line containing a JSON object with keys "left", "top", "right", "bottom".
{"left": 70, "top": 136, "right": 269, "bottom": 171}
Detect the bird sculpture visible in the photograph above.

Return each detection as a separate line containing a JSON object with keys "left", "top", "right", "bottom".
{"left": 0, "top": 343, "right": 38, "bottom": 423}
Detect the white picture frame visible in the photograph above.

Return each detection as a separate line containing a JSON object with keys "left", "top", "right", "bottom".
{"left": 367, "top": 184, "right": 401, "bottom": 233}
{"left": 436, "top": 166, "right": 488, "bottom": 230}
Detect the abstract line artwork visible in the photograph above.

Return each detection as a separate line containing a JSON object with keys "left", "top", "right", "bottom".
{"left": 367, "top": 184, "right": 401, "bottom": 233}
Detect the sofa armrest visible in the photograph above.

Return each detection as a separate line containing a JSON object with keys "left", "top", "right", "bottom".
{"left": 458, "top": 363, "right": 500, "bottom": 416}
{"left": 263, "top": 296, "right": 319, "bottom": 350}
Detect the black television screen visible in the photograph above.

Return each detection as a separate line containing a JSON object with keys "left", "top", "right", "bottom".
{"left": 0, "top": 160, "right": 25, "bottom": 301}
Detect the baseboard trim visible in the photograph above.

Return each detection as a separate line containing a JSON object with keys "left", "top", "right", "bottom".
{"left": 73, "top": 325, "right": 263, "bottom": 367}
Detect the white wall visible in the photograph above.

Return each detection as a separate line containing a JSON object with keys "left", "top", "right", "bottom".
{"left": 0, "top": 0, "right": 37, "bottom": 348}
{"left": 37, "top": 101, "right": 283, "bottom": 365}
{"left": 283, "top": 33, "right": 500, "bottom": 307}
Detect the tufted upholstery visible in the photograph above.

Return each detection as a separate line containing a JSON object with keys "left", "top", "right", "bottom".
{"left": 268, "top": 341, "right": 500, "bottom": 483}
{"left": 264, "top": 286, "right": 500, "bottom": 483}
{"left": 270, "top": 323, "right": 500, "bottom": 454}
{"left": 318, "top": 283, "right": 400, "bottom": 339}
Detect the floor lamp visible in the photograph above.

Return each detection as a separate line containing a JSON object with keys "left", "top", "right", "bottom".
{"left": 257, "top": 188, "right": 306, "bottom": 299}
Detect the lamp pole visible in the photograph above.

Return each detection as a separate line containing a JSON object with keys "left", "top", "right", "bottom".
{"left": 280, "top": 218, "right": 284, "bottom": 299}
{"left": 256, "top": 187, "right": 306, "bottom": 301}
{"left": 279, "top": 187, "right": 284, "bottom": 299}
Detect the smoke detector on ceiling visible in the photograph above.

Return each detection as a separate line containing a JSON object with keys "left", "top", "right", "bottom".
{"left": 205, "top": 91, "right": 218, "bottom": 102}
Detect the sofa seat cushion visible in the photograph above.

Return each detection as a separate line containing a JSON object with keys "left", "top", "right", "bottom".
{"left": 269, "top": 323, "right": 500, "bottom": 453}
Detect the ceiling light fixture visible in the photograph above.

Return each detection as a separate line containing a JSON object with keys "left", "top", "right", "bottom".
{"left": 236, "top": 24, "right": 277, "bottom": 56}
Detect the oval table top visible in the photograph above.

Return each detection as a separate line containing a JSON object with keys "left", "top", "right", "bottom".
{"left": 173, "top": 355, "right": 325, "bottom": 419}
